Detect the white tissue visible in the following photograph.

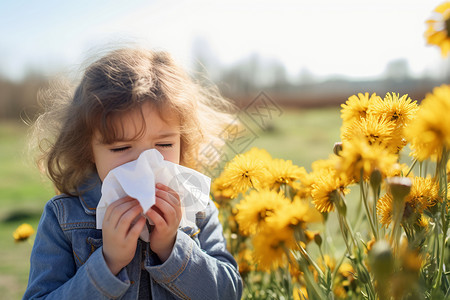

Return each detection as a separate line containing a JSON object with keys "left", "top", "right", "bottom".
{"left": 96, "top": 149, "right": 211, "bottom": 242}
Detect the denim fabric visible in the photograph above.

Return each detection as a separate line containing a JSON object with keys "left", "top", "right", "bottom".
{"left": 23, "top": 175, "right": 242, "bottom": 299}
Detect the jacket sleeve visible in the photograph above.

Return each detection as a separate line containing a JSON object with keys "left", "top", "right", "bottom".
{"left": 23, "top": 200, "right": 131, "bottom": 300}
{"left": 145, "top": 200, "right": 243, "bottom": 300}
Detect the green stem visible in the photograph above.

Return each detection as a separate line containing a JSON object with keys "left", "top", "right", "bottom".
{"left": 372, "top": 184, "right": 380, "bottom": 240}
{"left": 360, "top": 177, "right": 378, "bottom": 240}
{"left": 405, "top": 157, "right": 418, "bottom": 177}
{"left": 433, "top": 148, "right": 449, "bottom": 292}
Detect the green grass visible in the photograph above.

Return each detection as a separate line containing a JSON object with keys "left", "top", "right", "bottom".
{"left": 242, "top": 107, "right": 342, "bottom": 169}
{"left": 0, "top": 121, "right": 53, "bottom": 300}
{"left": 0, "top": 107, "right": 343, "bottom": 299}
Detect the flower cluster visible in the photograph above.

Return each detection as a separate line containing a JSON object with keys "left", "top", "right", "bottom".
{"left": 213, "top": 86, "right": 450, "bottom": 299}
{"left": 13, "top": 223, "right": 35, "bottom": 242}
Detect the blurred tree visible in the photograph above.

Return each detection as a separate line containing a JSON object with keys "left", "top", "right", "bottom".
{"left": 383, "top": 59, "right": 411, "bottom": 81}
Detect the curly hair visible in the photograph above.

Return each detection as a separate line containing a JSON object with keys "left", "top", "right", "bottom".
{"left": 31, "top": 48, "right": 235, "bottom": 195}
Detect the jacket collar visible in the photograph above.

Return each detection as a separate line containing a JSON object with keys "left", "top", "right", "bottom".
{"left": 77, "top": 173, "right": 102, "bottom": 216}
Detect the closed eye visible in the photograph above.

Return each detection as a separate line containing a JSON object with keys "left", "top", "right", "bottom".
{"left": 156, "top": 144, "right": 173, "bottom": 148}
{"left": 110, "top": 146, "right": 131, "bottom": 152}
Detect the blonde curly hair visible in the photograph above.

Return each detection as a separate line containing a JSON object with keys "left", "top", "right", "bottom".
{"left": 31, "top": 47, "right": 235, "bottom": 195}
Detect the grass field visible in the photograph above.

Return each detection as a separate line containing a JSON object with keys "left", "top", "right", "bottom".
{"left": 0, "top": 106, "right": 342, "bottom": 299}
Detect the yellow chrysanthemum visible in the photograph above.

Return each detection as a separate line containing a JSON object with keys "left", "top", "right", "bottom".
{"left": 13, "top": 223, "right": 35, "bottom": 242}
{"left": 242, "top": 147, "right": 273, "bottom": 164}
{"left": 219, "top": 153, "right": 268, "bottom": 197}
{"left": 236, "top": 249, "right": 254, "bottom": 274}
{"left": 311, "top": 168, "right": 351, "bottom": 213}
{"left": 368, "top": 93, "right": 419, "bottom": 127}
{"left": 337, "top": 137, "right": 398, "bottom": 182}
{"left": 340, "top": 92, "right": 380, "bottom": 124}
{"left": 385, "top": 163, "right": 413, "bottom": 178}
{"left": 367, "top": 93, "right": 418, "bottom": 152}
{"left": 295, "top": 155, "right": 341, "bottom": 199}
{"left": 341, "top": 114, "right": 396, "bottom": 150}
{"left": 267, "top": 197, "right": 322, "bottom": 237}
{"left": 408, "top": 176, "right": 441, "bottom": 210}
{"left": 311, "top": 154, "right": 341, "bottom": 173}
{"left": 425, "top": 2, "right": 450, "bottom": 57}
{"left": 377, "top": 176, "right": 440, "bottom": 227}
{"left": 377, "top": 193, "right": 394, "bottom": 227}
{"left": 252, "top": 223, "right": 296, "bottom": 271}
{"left": 265, "top": 158, "right": 307, "bottom": 190}
{"left": 405, "top": 84, "right": 450, "bottom": 161}
{"left": 334, "top": 262, "right": 357, "bottom": 299}
{"left": 251, "top": 197, "right": 321, "bottom": 271}
{"left": 211, "top": 175, "right": 234, "bottom": 202}
{"left": 295, "top": 172, "right": 315, "bottom": 199}
{"left": 235, "top": 189, "right": 291, "bottom": 235}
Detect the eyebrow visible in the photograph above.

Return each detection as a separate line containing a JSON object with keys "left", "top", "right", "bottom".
{"left": 154, "top": 132, "right": 180, "bottom": 139}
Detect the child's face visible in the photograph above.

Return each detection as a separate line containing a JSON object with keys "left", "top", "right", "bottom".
{"left": 91, "top": 102, "right": 181, "bottom": 181}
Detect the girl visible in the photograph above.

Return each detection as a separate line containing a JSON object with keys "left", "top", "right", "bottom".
{"left": 24, "top": 48, "right": 242, "bottom": 299}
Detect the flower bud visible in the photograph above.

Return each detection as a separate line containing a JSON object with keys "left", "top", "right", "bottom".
{"left": 370, "top": 169, "right": 382, "bottom": 191}
{"left": 369, "top": 240, "right": 394, "bottom": 279}
{"left": 331, "top": 189, "right": 347, "bottom": 217}
{"left": 387, "top": 177, "right": 412, "bottom": 201}
{"left": 333, "top": 142, "right": 343, "bottom": 156}
{"left": 314, "top": 233, "right": 323, "bottom": 248}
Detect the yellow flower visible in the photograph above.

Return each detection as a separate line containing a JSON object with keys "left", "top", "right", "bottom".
{"left": 425, "top": 2, "right": 450, "bottom": 57}
{"left": 265, "top": 158, "right": 307, "bottom": 190}
{"left": 251, "top": 197, "right": 321, "bottom": 271}
{"left": 341, "top": 114, "right": 396, "bottom": 150}
{"left": 377, "top": 176, "right": 440, "bottom": 227}
{"left": 368, "top": 93, "right": 418, "bottom": 127}
{"left": 235, "top": 189, "right": 290, "bottom": 235}
{"left": 242, "top": 147, "right": 273, "bottom": 163}
{"left": 337, "top": 137, "right": 398, "bottom": 182}
{"left": 405, "top": 84, "right": 450, "bottom": 161}
{"left": 219, "top": 153, "right": 267, "bottom": 197}
{"left": 268, "top": 197, "right": 322, "bottom": 239}
{"left": 367, "top": 93, "right": 419, "bottom": 152}
{"left": 311, "top": 168, "right": 351, "bottom": 213}
{"left": 385, "top": 163, "right": 413, "bottom": 179}
{"left": 211, "top": 175, "right": 234, "bottom": 202}
{"left": 13, "top": 223, "right": 35, "bottom": 242}
{"left": 334, "top": 262, "right": 357, "bottom": 299}
{"left": 236, "top": 249, "right": 254, "bottom": 274}
{"left": 407, "top": 176, "right": 441, "bottom": 210}
{"left": 377, "top": 193, "right": 394, "bottom": 227}
{"left": 340, "top": 92, "right": 380, "bottom": 124}
{"left": 295, "top": 155, "right": 341, "bottom": 199}
{"left": 252, "top": 223, "right": 296, "bottom": 271}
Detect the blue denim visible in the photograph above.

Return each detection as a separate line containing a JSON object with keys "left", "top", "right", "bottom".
{"left": 23, "top": 175, "right": 242, "bottom": 299}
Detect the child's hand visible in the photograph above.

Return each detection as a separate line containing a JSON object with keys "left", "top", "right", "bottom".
{"left": 102, "top": 197, "right": 146, "bottom": 275}
{"left": 146, "top": 183, "right": 182, "bottom": 262}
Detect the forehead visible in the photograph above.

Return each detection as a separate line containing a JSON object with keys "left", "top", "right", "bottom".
{"left": 95, "top": 102, "right": 180, "bottom": 143}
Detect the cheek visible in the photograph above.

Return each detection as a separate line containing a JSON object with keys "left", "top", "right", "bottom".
{"left": 163, "top": 146, "right": 181, "bottom": 164}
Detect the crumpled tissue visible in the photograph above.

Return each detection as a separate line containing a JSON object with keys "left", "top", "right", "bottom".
{"left": 96, "top": 149, "right": 211, "bottom": 242}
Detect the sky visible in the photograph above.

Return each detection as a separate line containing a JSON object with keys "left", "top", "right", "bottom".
{"left": 0, "top": 0, "right": 447, "bottom": 81}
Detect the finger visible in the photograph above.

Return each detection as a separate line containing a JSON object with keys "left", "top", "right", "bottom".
{"left": 104, "top": 196, "right": 135, "bottom": 222}
{"left": 156, "top": 183, "right": 180, "bottom": 202}
{"left": 126, "top": 216, "right": 146, "bottom": 241}
{"left": 154, "top": 197, "right": 179, "bottom": 225}
{"left": 106, "top": 199, "right": 140, "bottom": 229}
{"left": 155, "top": 189, "right": 180, "bottom": 208}
{"left": 146, "top": 206, "right": 167, "bottom": 228}
{"left": 116, "top": 204, "right": 144, "bottom": 234}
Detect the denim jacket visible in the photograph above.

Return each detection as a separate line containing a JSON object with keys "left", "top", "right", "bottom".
{"left": 23, "top": 175, "right": 242, "bottom": 299}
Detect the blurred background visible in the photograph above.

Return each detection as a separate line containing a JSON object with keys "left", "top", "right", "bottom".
{"left": 0, "top": 0, "right": 448, "bottom": 298}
